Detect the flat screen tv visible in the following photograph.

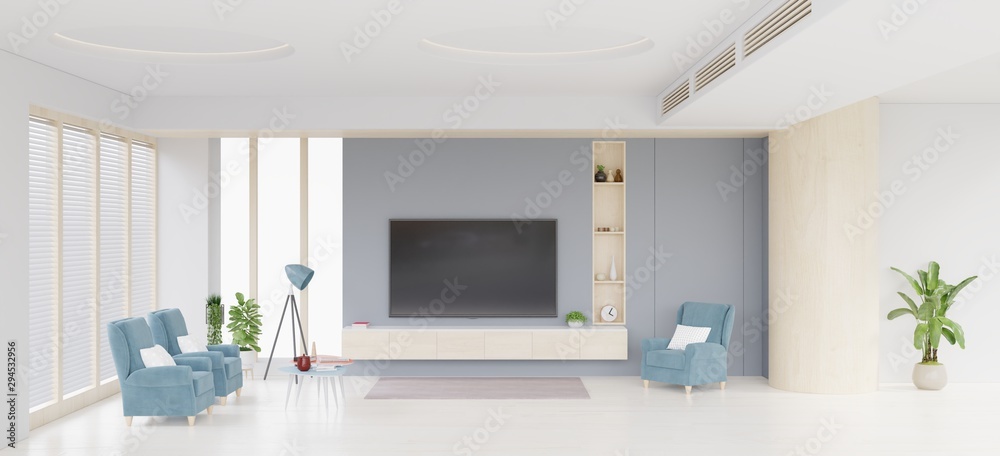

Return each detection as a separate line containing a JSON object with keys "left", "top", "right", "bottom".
{"left": 390, "top": 219, "right": 557, "bottom": 318}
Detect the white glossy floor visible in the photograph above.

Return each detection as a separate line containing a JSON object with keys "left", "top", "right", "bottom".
{"left": 9, "top": 376, "right": 999, "bottom": 455}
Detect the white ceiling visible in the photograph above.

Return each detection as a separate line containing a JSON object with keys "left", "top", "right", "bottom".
{"left": 880, "top": 52, "right": 1000, "bottom": 104}
{"left": 4, "top": 0, "right": 999, "bottom": 132}
{"left": 0, "top": 0, "right": 771, "bottom": 97}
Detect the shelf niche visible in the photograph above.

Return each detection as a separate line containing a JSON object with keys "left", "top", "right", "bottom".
{"left": 592, "top": 141, "right": 626, "bottom": 325}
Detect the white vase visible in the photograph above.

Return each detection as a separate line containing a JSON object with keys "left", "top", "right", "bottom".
{"left": 609, "top": 256, "right": 618, "bottom": 281}
{"left": 568, "top": 321, "right": 584, "bottom": 328}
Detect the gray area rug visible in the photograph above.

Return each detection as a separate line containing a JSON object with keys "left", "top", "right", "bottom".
{"left": 364, "top": 377, "right": 590, "bottom": 400}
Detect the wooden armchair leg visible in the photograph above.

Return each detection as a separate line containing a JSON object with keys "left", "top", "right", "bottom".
{"left": 720, "top": 382, "right": 726, "bottom": 390}
{"left": 207, "top": 406, "right": 214, "bottom": 415}
{"left": 684, "top": 386, "right": 692, "bottom": 395}
{"left": 125, "top": 417, "right": 133, "bottom": 427}
{"left": 187, "top": 416, "right": 196, "bottom": 426}
{"left": 643, "top": 380, "right": 649, "bottom": 388}
{"left": 219, "top": 396, "right": 227, "bottom": 406}
{"left": 236, "top": 387, "right": 242, "bottom": 397}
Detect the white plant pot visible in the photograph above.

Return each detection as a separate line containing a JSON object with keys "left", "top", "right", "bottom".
{"left": 568, "top": 321, "right": 584, "bottom": 328}
{"left": 912, "top": 363, "right": 948, "bottom": 390}
{"left": 240, "top": 350, "right": 258, "bottom": 369}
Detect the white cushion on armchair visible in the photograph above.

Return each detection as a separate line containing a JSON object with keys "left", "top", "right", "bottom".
{"left": 139, "top": 345, "right": 176, "bottom": 367}
{"left": 667, "top": 325, "right": 712, "bottom": 350}
{"left": 177, "top": 335, "right": 208, "bottom": 354}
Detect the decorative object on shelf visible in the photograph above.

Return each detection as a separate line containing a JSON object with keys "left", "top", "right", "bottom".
{"left": 352, "top": 321, "right": 370, "bottom": 329}
{"left": 614, "top": 169, "right": 623, "bottom": 182}
{"left": 228, "top": 292, "right": 262, "bottom": 369}
{"left": 294, "top": 353, "right": 312, "bottom": 372}
{"left": 600, "top": 305, "right": 618, "bottom": 322}
{"left": 264, "top": 264, "right": 315, "bottom": 380}
{"left": 565, "top": 311, "right": 587, "bottom": 328}
{"left": 887, "top": 261, "right": 976, "bottom": 390}
{"left": 594, "top": 164, "right": 607, "bottom": 182}
{"left": 205, "top": 294, "right": 224, "bottom": 345}
{"left": 595, "top": 273, "right": 607, "bottom": 281}
{"left": 609, "top": 255, "right": 618, "bottom": 281}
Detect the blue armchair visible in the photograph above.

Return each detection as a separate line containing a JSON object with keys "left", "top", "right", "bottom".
{"left": 107, "top": 317, "right": 215, "bottom": 426}
{"left": 641, "top": 302, "right": 735, "bottom": 394}
{"left": 146, "top": 308, "right": 243, "bottom": 405}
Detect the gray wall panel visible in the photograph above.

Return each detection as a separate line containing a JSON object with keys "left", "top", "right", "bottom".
{"left": 343, "top": 137, "right": 762, "bottom": 376}
{"left": 343, "top": 138, "right": 653, "bottom": 376}
{"left": 742, "top": 138, "right": 766, "bottom": 376}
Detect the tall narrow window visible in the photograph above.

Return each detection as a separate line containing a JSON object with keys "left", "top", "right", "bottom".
{"left": 257, "top": 138, "right": 301, "bottom": 358}
{"left": 220, "top": 138, "right": 250, "bottom": 312}
{"left": 307, "top": 138, "right": 344, "bottom": 355}
{"left": 27, "top": 117, "right": 59, "bottom": 410}
{"left": 99, "top": 134, "right": 129, "bottom": 383}
{"left": 60, "top": 124, "right": 97, "bottom": 398}
{"left": 131, "top": 141, "right": 156, "bottom": 316}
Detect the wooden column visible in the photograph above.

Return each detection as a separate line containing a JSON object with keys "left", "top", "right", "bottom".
{"left": 768, "top": 98, "right": 879, "bottom": 394}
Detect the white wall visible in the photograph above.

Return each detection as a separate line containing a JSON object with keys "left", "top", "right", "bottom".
{"left": 157, "top": 139, "right": 212, "bottom": 343}
{"left": 880, "top": 104, "right": 1000, "bottom": 382}
{"left": 0, "top": 52, "right": 135, "bottom": 443}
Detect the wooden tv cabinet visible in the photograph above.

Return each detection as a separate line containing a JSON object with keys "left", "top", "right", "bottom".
{"left": 342, "top": 326, "right": 627, "bottom": 360}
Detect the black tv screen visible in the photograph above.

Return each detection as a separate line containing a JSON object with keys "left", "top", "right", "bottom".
{"left": 390, "top": 219, "right": 557, "bottom": 318}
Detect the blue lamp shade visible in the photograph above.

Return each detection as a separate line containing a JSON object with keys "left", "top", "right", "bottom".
{"left": 285, "top": 264, "right": 315, "bottom": 291}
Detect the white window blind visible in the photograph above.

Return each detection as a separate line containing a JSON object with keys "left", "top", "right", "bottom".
{"left": 27, "top": 117, "right": 58, "bottom": 410}
{"left": 130, "top": 141, "right": 156, "bottom": 316}
{"left": 99, "top": 134, "right": 128, "bottom": 382}
{"left": 60, "top": 124, "right": 97, "bottom": 398}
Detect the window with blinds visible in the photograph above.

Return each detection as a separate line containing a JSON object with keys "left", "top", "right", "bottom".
{"left": 60, "top": 124, "right": 97, "bottom": 398}
{"left": 130, "top": 141, "right": 156, "bottom": 316}
{"left": 27, "top": 117, "right": 59, "bottom": 411}
{"left": 99, "top": 134, "right": 129, "bottom": 383}
{"left": 27, "top": 109, "right": 157, "bottom": 421}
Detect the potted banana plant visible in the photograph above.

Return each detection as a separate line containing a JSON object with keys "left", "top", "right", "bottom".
{"left": 887, "top": 261, "right": 976, "bottom": 390}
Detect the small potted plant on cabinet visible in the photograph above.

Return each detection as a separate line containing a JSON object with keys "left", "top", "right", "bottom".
{"left": 228, "top": 292, "right": 262, "bottom": 368}
{"left": 565, "top": 311, "right": 587, "bottom": 328}
{"left": 887, "top": 261, "right": 976, "bottom": 390}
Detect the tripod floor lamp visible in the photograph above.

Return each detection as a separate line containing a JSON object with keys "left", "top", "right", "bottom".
{"left": 263, "top": 264, "right": 313, "bottom": 380}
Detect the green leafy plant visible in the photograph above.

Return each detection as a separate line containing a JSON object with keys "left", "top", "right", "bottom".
{"left": 205, "top": 294, "right": 224, "bottom": 345}
{"left": 887, "top": 261, "right": 976, "bottom": 364}
{"left": 565, "top": 311, "right": 587, "bottom": 324}
{"left": 596, "top": 165, "right": 606, "bottom": 173}
{"left": 227, "top": 292, "right": 262, "bottom": 352}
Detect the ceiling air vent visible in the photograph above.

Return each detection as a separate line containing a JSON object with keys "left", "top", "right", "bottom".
{"left": 695, "top": 44, "right": 736, "bottom": 92}
{"left": 660, "top": 82, "right": 690, "bottom": 117}
{"left": 744, "top": 0, "right": 812, "bottom": 58}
